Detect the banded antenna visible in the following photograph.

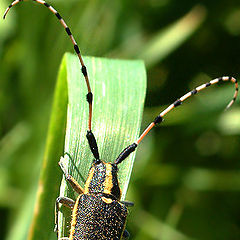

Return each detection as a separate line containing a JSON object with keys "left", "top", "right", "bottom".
{"left": 4, "top": 0, "right": 94, "bottom": 132}
{"left": 115, "top": 76, "right": 238, "bottom": 165}
{"left": 4, "top": 0, "right": 101, "bottom": 159}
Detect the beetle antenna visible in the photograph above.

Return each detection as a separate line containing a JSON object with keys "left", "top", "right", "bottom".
{"left": 4, "top": 0, "right": 100, "bottom": 159}
{"left": 115, "top": 76, "right": 238, "bottom": 165}
{"left": 3, "top": 0, "right": 93, "bottom": 130}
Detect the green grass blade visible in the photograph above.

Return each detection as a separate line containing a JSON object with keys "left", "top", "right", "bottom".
{"left": 54, "top": 53, "right": 146, "bottom": 238}
{"left": 62, "top": 52, "right": 146, "bottom": 192}
{"left": 137, "top": 5, "right": 206, "bottom": 67}
{"left": 27, "top": 56, "right": 68, "bottom": 240}
{"left": 15, "top": 52, "right": 146, "bottom": 240}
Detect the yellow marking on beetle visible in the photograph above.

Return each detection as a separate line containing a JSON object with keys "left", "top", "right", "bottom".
{"left": 84, "top": 166, "right": 95, "bottom": 193}
{"left": 103, "top": 163, "right": 113, "bottom": 195}
{"left": 69, "top": 195, "right": 81, "bottom": 239}
{"left": 102, "top": 196, "right": 113, "bottom": 204}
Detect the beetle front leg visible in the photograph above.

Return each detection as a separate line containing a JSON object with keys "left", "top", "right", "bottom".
{"left": 55, "top": 196, "right": 75, "bottom": 239}
{"left": 59, "top": 157, "right": 84, "bottom": 194}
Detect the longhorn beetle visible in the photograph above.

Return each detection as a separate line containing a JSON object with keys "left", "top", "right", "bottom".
{"left": 4, "top": 1, "right": 239, "bottom": 239}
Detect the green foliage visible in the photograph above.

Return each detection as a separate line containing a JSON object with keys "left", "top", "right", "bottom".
{"left": 58, "top": 53, "right": 146, "bottom": 238}
{"left": 1, "top": 0, "right": 240, "bottom": 240}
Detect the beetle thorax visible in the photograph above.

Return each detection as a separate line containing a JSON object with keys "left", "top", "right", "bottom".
{"left": 84, "top": 161, "right": 121, "bottom": 200}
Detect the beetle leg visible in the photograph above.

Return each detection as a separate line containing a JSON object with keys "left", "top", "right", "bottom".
{"left": 55, "top": 196, "right": 75, "bottom": 238}
{"left": 122, "top": 229, "right": 130, "bottom": 239}
{"left": 121, "top": 200, "right": 134, "bottom": 207}
{"left": 59, "top": 158, "right": 84, "bottom": 194}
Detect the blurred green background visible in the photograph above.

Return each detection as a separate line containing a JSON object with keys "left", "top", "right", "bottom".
{"left": 1, "top": 0, "right": 240, "bottom": 239}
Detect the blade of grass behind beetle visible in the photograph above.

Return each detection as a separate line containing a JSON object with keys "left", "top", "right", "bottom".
{"left": 58, "top": 53, "right": 146, "bottom": 237}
